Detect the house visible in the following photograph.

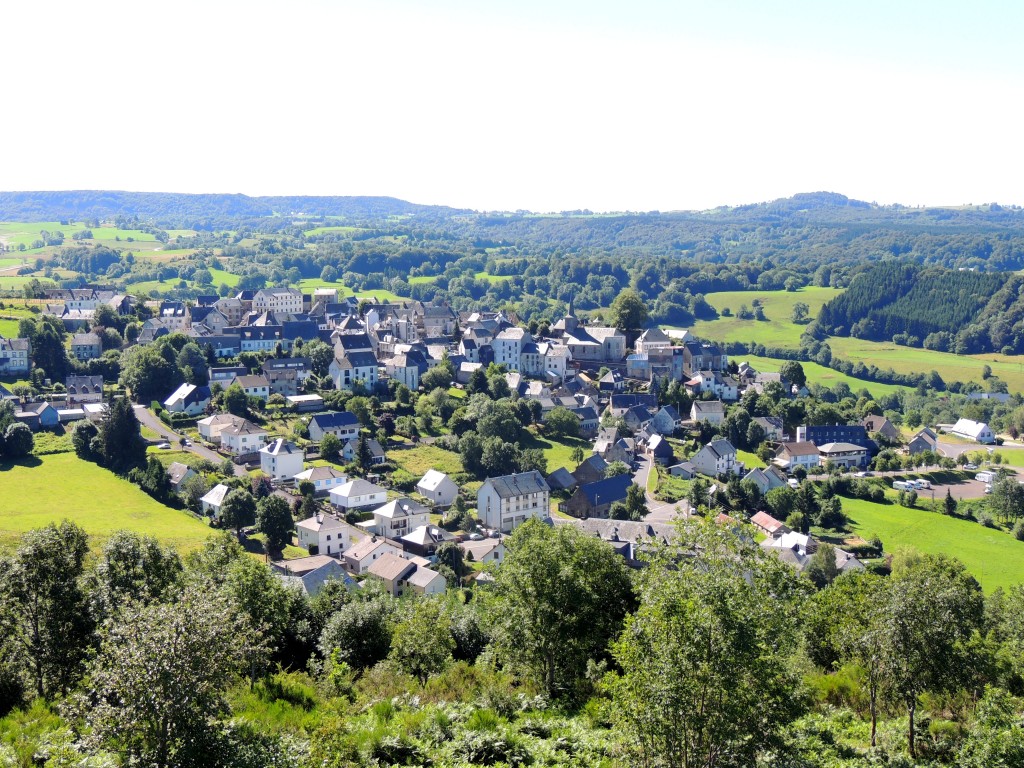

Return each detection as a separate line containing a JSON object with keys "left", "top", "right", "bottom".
{"left": 163, "top": 383, "right": 211, "bottom": 416}
{"left": 750, "top": 511, "right": 790, "bottom": 538}
{"left": 459, "top": 538, "right": 506, "bottom": 566}
{"left": 187, "top": 305, "right": 230, "bottom": 333}
{"left": 383, "top": 350, "right": 428, "bottom": 390}
{"left": 689, "top": 439, "right": 741, "bottom": 477}
{"left": 554, "top": 312, "right": 626, "bottom": 362}
{"left": 329, "top": 478, "right": 388, "bottom": 512}
{"left": 546, "top": 467, "right": 578, "bottom": 492}
{"left": 228, "top": 374, "right": 271, "bottom": 401}
{"left": 271, "top": 556, "right": 353, "bottom": 597}
{"left": 607, "top": 393, "right": 659, "bottom": 418}
{"left": 650, "top": 406, "right": 682, "bottom": 435}
{"left": 197, "top": 413, "right": 247, "bottom": 443}
{"left": 308, "top": 411, "right": 361, "bottom": 442}
{"left": 818, "top": 442, "right": 869, "bottom": 469}
{"left": 260, "top": 438, "right": 304, "bottom": 480}
{"left": 166, "top": 462, "right": 197, "bottom": 493}
{"left": 342, "top": 437, "right": 386, "bottom": 466}
{"left": 685, "top": 370, "right": 739, "bottom": 401}
{"left": 605, "top": 437, "right": 636, "bottom": 466}
{"left": 296, "top": 512, "right": 350, "bottom": 557}
{"left": 367, "top": 553, "right": 446, "bottom": 596}
{"left": 201, "top": 483, "right": 231, "bottom": 518}
{"left": 862, "top": 415, "right": 899, "bottom": 442}
{"left": 908, "top": 427, "right": 939, "bottom": 455}
{"left": 593, "top": 428, "right": 620, "bottom": 460}
{"left": 70, "top": 332, "right": 102, "bottom": 361}
{"left": 416, "top": 469, "right": 459, "bottom": 508}
{"left": 762, "top": 532, "right": 865, "bottom": 575}
{"left": 668, "top": 461, "right": 696, "bottom": 479}
{"left": 774, "top": 441, "right": 821, "bottom": 472}
{"left": 287, "top": 394, "right": 325, "bottom": 412}
{"left": 293, "top": 466, "right": 348, "bottom": 496}
{"left": 360, "top": 497, "right": 430, "bottom": 539}
{"left": 949, "top": 418, "right": 995, "bottom": 444}
{"left": 690, "top": 400, "right": 725, "bottom": 426}
{"left": 752, "top": 416, "right": 785, "bottom": 442}
{"left": 343, "top": 536, "right": 404, "bottom": 574}
{"left": 210, "top": 365, "right": 249, "bottom": 383}
{"left": 743, "top": 466, "right": 789, "bottom": 495}
{"left": 400, "top": 524, "right": 457, "bottom": 558}
{"left": 573, "top": 454, "right": 610, "bottom": 485}
{"left": 261, "top": 357, "right": 311, "bottom": 397}
{"left": 682, "top": 341, "right": 728, "bottom": 375}
{"left": 796, "top": 424, "right": 873, "bottom": 453}
{"left": 158, "top": 301, "right": 187, "bottom": 330}
{"left": 635, "top": 327, "right": 672, "bottom": 355}
{"left": 561, "top": 474, "right": 634, "bottom": 519}
{"left": 0, "top": 337, "right": 31, "bottom": 375}
{"left": 477, "top": 471, "right": 551, "bottom": 533}
{"left": 623, "top": 406, "right": 653, "bottom": 432}
{"left": 14, "top": 402, "right": 60, "bottom": 431}
{"left": 252, "top": 287, "right": 304, "bottom": 316}
{"left": 329, "top": 349, "right": 379, "bottom": 392}
{"left": 571, "top": 406, "right": 600, "bottom": 437}
{"left": 219, "top": 419, "right": 268, "bottom": 455}
{"left": 647, "top": 434, "right": 674, "bottom": 464}
{"left": 65, "top": 375, "right": 104, "bottom": 406}
{"left": 572, "top": 518, "right": 679, "bottom": 566}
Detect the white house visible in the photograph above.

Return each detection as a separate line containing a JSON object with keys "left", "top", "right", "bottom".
{"left": 329, "top": 478, "right": 388, "bottom": 512}
{"left": 166, "top": 462, "right": 196, "bottom": 493}
{"left": 492, "top": 327, "right": 528, "bottom": 371}
{"left": 415, "top": 469, "right": 459, "bottom": 508}
{"left": 201, "top": 483, "right": 231, "bottom": 518}
{"left": 343, "top": 536, "right": 404, "bottom": 574}
{"left": 260, "top": 438, "right": 304, "bottom": 480}
{"left": 635, "top": 327, "right": 672, "bottom": 355}
{"left": 0, "top": 337, "right": 31, "bottom": 375}
{"left": 360, "top": 497, "right": 430, "bottom": 539}
{"left": 689, "top": 439, "right": 741, "bottom": 477}
{"left": 774, "top": 441, "right": 821, "bottom": 472}
{"left": 296, "top": 512, "right": 350, "bottom": 557}
{"left": 293, "top": 466, "right": 348, "bottom": 496}
{"left": 367, "top": 553, "right": 446, "bottom": 597}
{"left": 342, "top": 437, "right": 385, "bottom": 465}
{"left": 163, "top": 383, "right": 211, "bottom": 416}
{"left": 818, "top": 442, "right": 869, "bottom": 469}
{"left": 477, "top": 471, "right": 550, "bottom": 533}
{"left": 252, "top": 287, "right": 303, "bottom": 315}
{"left": 690, "top": 400, "right": 725, "bottom": 426}
{"left": 329, "top": 350, "right": 379, "bottom": 392}
{"left": 308, "top": 411, "right": 361, "bottom": 442}
{"left": 743, "top": 466, "right": 789, "bottom": 495}
{"left": 228, "top": 374, "right": 271, "bottom": 401}
{"left": 949, "top": 418, "right": 995, "bottom": 444}
{"left": 197, "top": 413, "right": 246, "bottom": 443}
{"left": 459, "top": 539, "right": 506, "bottom": 566}
{"left": 220, "top": 419, "right": 268, "bottom": 455}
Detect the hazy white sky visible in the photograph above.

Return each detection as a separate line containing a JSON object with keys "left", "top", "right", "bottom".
{"left": 2, "top": 0, "right": 1022, "bottom": 212}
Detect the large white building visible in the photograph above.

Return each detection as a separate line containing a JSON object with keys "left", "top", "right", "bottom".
{"left": 296, "top": 512, "right": 350, "bottom": 557}
{"left": 949, "top": 418, "right": 995, "bottom": 444}
{"left": 477, "top": 471, "right": 550, "bottom": 533}
{"left": 252, "top": 287, "right": 303, "bottom": 315}
{"left": 260, "top": 438, "right": 304, "bottom": 480}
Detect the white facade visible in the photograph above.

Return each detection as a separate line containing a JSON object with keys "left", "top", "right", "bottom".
{"left": 260, "top": 438, "right": 304, "bottom": 480}
{"left": 252, "top": 288, "right": 303, "bottom": 315}
{"left": 689, "top": 439, "right": 741, "bottom": 477}
{"left": 416, "top": 469, "right": 459, "bottom": 508}
{"left": 329, "top": 478, "right": 388, "bottom": 511}
{"left": 364, "top": 498, "right": 430, "bottom": 539}
{"left": 476, "top": 471, "right": 550, "bottom": 533}
{"left": 220, "top": 421, "right": 268, "bottom": 455}
{"left": 296, "top": 513, "right": 350, "bottom": 557}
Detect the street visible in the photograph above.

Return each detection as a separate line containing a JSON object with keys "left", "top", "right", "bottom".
{"left": 132, "top": 405, "right": 248, "bottom": 477}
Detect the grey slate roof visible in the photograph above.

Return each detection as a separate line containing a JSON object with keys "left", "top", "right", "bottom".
{"left": 486, "top": 471, "right": 550, "bottom": 499}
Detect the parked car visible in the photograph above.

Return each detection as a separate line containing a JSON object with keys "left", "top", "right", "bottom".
{"left": 157, "top": 442, "right": 171, "bottom": 449}
{"left": 469, "top": 533, "right": 484, "bottom": 541}
{"left": 965, "top": 463, "right": 978, "bottom": 470}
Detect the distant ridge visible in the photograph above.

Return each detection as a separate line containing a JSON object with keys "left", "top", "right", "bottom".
{"left": 0, "top": 190, "right": 469, "bottom": 222}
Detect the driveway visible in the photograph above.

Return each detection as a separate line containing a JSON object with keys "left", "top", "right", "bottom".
{"left": 133, "top": 405, "right": 248, "bottom": 477}
{"left": 634, "top": 454, "right": 689, "bottom": 523}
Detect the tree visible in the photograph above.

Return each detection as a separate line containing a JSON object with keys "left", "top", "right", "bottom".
{"left": 605, "top": 460, "right": 631, "bottom": 478}
{"left": 944, "top": 488, "right": 959, "bottom": 517}
{"left": 96, "top": 396, "right": 147, "bottom": 473}
{"left": 176, "top": 342, "right": 209, "bottom": 385}
{"left": 779, "top": 360, "right": 806, "bottom": 389}
{"left": 256, "top": 495, "right": 294, "bottom": 556}
{"left": 70, "top": 419, "right": 98, "bottom": 460}
{"left": 92, "top": 531, "right": 183, "bottom": 615}
{"left": 791, "top": 301, "right": 810, "bottom": 324}
{"left": 610, "top": 518, "right": 807, "bottom": 768}
{"left": 957, "top": 686, "right": 1024, "bottom": 768}
{"left": 420, "top": 364, "right": 453, "bottom": 392}
{"left": 609, "top": 288, "right": 649, "bottom": 333}
{"left": 320, "top": 432, "right": 342, "bottom": 464}
{"left": 571, "top": 444, "right": 585, "bottom": 467}
{"left": 881, "top": 555, "right": 985, "bottom": 758}
{"left": 220, "top": 489, "right": 257, "bottom": 539}
{"left": 625, "top": 483, "right": 647, "bottom": 521}
{"left": 490, "top": 520, "right": 634, "bottom": 699}
{"left": 320, "top": 265, "right": 338, "bottom": 283}
{"left": 544, "top": 406, "right": 581, "bottom": 438}
{"left": 179, "top": 473, "right": 209, "bottom": 512}
{"left": 119, "top": 344, "right": 181, "bottom": 403}
{"left": 2, "top": 521, "right": 93, "bottom": 699}
{"left": 2, "top": 422, "right": 33, "bottom": 457}
{"left": 78, "top": 586, "right": 264, "bottom": 768}
{"left": 434, "top": 541, "right": 465, "bottom": 580}
{"left": 222, "top": 383, "right": 249, "bottom": 417}
{"left": 319, "top": 598, "right": 396, "bottom": 672}
{"left": 804, "top": 542, "right": 839, "bottom": 589}
{"left": 356, "top": 434, "right": 373, "bottom": 471}
{"left": 389, "top": 599, "right": 455, "bottom": 684}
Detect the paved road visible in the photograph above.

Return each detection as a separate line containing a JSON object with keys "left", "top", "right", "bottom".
{"left": 633, "top": 454, "right": 690, "bottom": 523}
{"left": 133, "top": 405, "right": 248, "bottom": 476}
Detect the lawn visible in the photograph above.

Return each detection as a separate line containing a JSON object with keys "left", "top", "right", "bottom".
{"left": 0, "top": 318, "right": 20, "bottom": 337}
{"left": 685, "top": 287, "right": 842, "bottom": 348}
{"left": 841, "top": 496, "right": 1024, "bottom": 592}
{"left": 0, "top": 275, "right": 57, "bottom": 291}
{"left": 88, "top": 227, "right": 158, "bottom": 241}
{"left": 737, "top": 354, "right": 913, "bottom": 398}
{"left": 474, "top": 271, "right": 511, "bottom": 284}
{"left": 389, "top": 444, "right": 465, "bottom": 477}
{"left": 303, "top": 225, "right": 360, "bottom": 236}
{"left": 521, "top": 429, "right": 590, "bottom": 473}
{"left": 206, "top": 267, "right": 241, "bottom": 287}
{"left": 737, "top": 450, "right": 765, "bottom": 469}
{"left": 0, "top": 453, "right": 214, "bottom": 555}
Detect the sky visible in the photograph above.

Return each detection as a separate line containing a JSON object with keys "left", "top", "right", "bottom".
{"left": 2, "top": 0, "right": 1022, "bottom": 212}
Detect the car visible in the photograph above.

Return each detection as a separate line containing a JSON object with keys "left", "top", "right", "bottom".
{"left": 469, "top": 533, "right": 484, "bottom": 541}
{"left": 490, "top": 530, "right": 501, "bottom": 539}
{"left": 183, "top": 439, "right": 193, "bottom": 447}
{"left": 965, "top": 463, "right": 978, "bottom": 470}
{"left": 156, "top": 442, "right": 171, "bottom": 449}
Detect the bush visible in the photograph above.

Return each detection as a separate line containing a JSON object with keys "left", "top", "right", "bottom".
{"left": 1013, "top": 521, "right": 1024, "bottom": 541}
{"left": 978, "top": 512, "right": 998, "bottom": 529}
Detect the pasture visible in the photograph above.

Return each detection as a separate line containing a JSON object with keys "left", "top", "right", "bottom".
{"left": 0, "top": 453, "right": 214, "bottom": 555}
{"left": 736, "top": 354, "right": 913, "bottom": 398}
{"left": 686, "top": 286, "right": 842, "bottom": 347}
{"left": 390, "top": 444, "right": 465, "bottom": 477}
{"left": 841, "top": 496, "right": 1024, "bottom": 592}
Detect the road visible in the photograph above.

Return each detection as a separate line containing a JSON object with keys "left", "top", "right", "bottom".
{"left": 633, "top": 454, "right": 690, "bottom": 523}
{"left": 133, "top": 405, "right": 248, "bottom": 477}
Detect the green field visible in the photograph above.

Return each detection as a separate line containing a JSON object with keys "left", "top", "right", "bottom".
{"left": 206, "top": 267, "right": 241, "bottom": 287}
{"left": 0, "top": 318, "right": 21, "bottom": 337}
{"left": 827, "top": 336, "right": 1024, "bottom": 393}
{"left": 0, "top": 453, "right": 214, "bottom": 555}
{"left": 686, "top": 287, "right": 842, "bottom": 347}
{"left": 0, "top": 275, "right": 57, "bottom": 291}
{"left": 408, "top": 275, "right": 437, "bottom": 285}
{"left": 296, "top": 278, "right": 411, "bottom": 302}
{"left": 303, "top": 225, "right": 360, "bottom": 236}
{"left": 474, "top": 271, "right": 511, "bottom": 283}
{"left": 841, "top": 496, "right": 1024, "bottom": 591}
{"left": 521, "top": 429, "right": 590, "bottom": 473}
{"left": 89, "top": 227, "right": 157, "bottom": 241}
{"left": 737, "top": 354, "right": 913, "bottom": 397}
{"left": 390, "top": 444, "right": 465, "bottom": 477}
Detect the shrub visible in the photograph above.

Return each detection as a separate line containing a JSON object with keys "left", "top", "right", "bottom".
{"left": 978, "top": 512, "right": 997, "bottom": 529}
{"left": 466, "top": 708, "right": 501, "bottom": 732}
{"left": 1014, "top": 521, "right": 1024, "bottom": 541}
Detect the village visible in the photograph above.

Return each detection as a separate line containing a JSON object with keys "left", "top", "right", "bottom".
{"left": 0, "top": 285, "right": 1013, "bottom": 597}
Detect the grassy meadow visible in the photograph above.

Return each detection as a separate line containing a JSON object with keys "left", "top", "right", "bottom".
{"left": 841, "top": 496, "right": 1024, "bottom": 592}
{"left": 736, "top": 354, "right": 913, "bottom": 397}
{"left": 0, "top": 453, "right": 214, "bottom": 555}
{"left": 686, "top": 287, "right": 841, "bottom": 347}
